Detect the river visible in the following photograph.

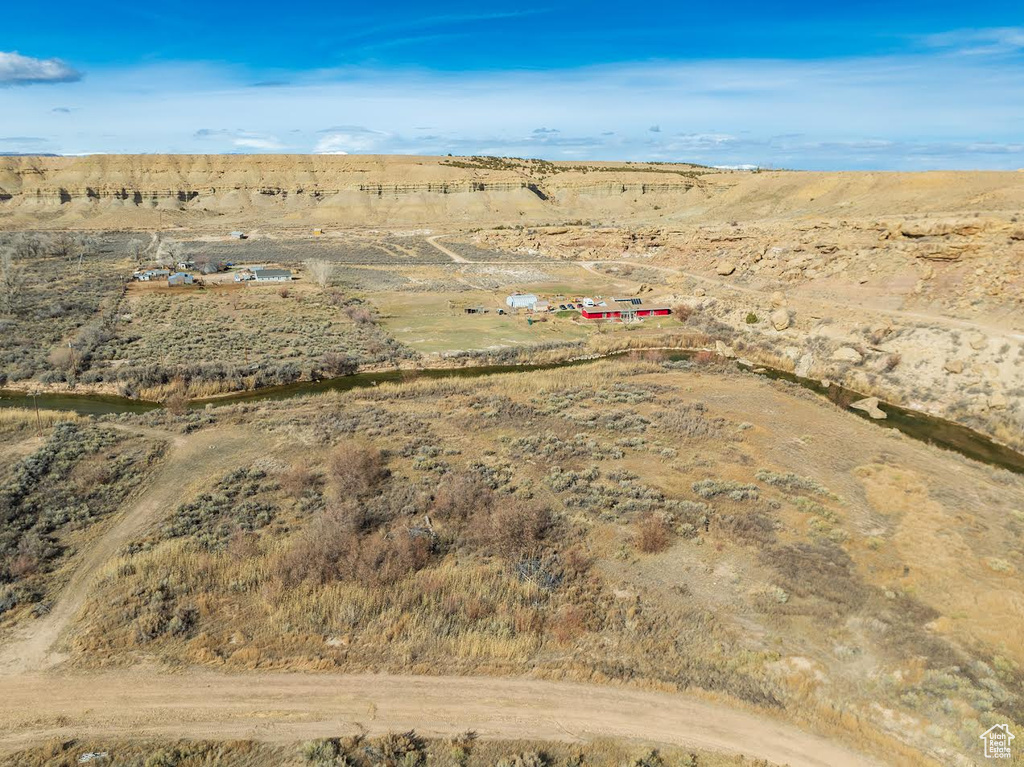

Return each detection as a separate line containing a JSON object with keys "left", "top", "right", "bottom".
{"left": 2, "top": 353, "right": 1022, "bottom": 475}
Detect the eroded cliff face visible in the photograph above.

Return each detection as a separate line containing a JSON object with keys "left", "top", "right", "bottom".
{"left": 0, "top": 154, "right": 711, "bottom": 229}
{"left": 3, "top": 154, "right": 1024, "bottom": 230}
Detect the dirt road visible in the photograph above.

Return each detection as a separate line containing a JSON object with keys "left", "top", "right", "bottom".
{"left": 426, "top": 234, "right": 470, "bottom": 263}
{"left": 0, "top": 671, "right": 883, "bottom": 766}
{"left": 0, "top": 426, "right": 267, "bottom": 674}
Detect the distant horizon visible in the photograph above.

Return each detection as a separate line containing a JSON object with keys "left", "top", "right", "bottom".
{"left": 2, "top": 151, "right": 1024, "bottom": 175}
{"left": 3, "top": 0, "right": 1023, "bottom": 170}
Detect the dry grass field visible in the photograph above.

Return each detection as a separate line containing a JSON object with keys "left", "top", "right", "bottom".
{"left": 0, "top": 358, "right": 1004, "bottom": 765}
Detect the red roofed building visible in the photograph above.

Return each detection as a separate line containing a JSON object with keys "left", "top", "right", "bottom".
{"left": 580, "top": 305, "right": 671, "bottom": 320}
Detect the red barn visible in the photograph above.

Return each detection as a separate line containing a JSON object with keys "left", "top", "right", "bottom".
{"left": 580, "top": 305, "right": 671, "bottom": 320}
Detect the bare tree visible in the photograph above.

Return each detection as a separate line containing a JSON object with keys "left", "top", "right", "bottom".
{"left": 74, "top": 235, "right": 98, "bottom": 270}
{"left": 127, "top": 238, "right": 146, "bottom": 264}
{"left": 12, "top": 233, "right": 46, "bottom": 261}
{"left": 47, "top": 232, "right": 97, "bottom": 268}
{"left": 0, "top": 248, "right": 25, "bottom": 315}
{"left": 51, "top": 232, "right": 78, "bottom": 260}
{"left": 305, "top": 259, "right": 335, "bottom": 289}
{"left": 155, "top": 240, "right": 181, "bottom": 268}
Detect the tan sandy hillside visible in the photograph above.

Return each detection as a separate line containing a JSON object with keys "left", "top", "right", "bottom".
{"left": 2, "top": 154, "right": 1024, "bottom": 229}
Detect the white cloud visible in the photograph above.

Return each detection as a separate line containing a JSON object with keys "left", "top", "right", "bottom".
{"left": 194, "top": 128, "right": 285, "bottom": 151}
{"left": 233, "top": 137, "right": 284, "bottom": 150}
{"left": 315, "top": 127, "right": 388, "bottom": 154}
{"left": 922, "top": 27, "right": 1024, "bottom": 56}
{"left": 0, "top": 51, "right": 81, "bottom": 85}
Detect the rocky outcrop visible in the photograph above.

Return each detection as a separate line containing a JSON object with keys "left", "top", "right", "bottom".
{"left": 831, "top": 347, "right": 864, "bottom": 363}
{"left": 771, "top": 308, "right": 791, "bottom": 331}
{"left": 850, "top": 397, "right": 887, "bottom": 419}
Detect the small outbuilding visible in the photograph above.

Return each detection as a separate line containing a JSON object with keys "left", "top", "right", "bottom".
{"left": 168, "top": 272, "right": 194, "bottom": 286}
{"left": 230, "top": 231, "right": 247, "bottom": 240}
{"left": 199, "top": 259, "right": 226, "bottom": 275}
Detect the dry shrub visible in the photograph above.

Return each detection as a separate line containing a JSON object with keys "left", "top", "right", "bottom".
{"left": 672, "top": 303, "right": 695, "bottom": 322}
{"left": 358, "top": 529, "right": 434, "bottom": 586}
{"left": 278, "top": 286, "right": 290, "bottom": 298}
{"left": 466, "top": 500, "right": 552, "bottom": 559}
{"left": 377, "top": 730, "right": 426, "bottom": 765}
{"left": 431, "top": 474, "right": 494, "bottom": 525}
{"left": 319, "top": 351, "right": 358, "bottom": 376}
{"left": 345, "top": 305, "right": 375, "bottom": 324}
{"left": 275, "top": 507, "right": 358, "bottom": 586}
{"left": 280, "top": 461, "right": 320, "bottom": 498}
{"left": 276, "top": 506, "right": 432, "bottom": 587}
{"left": 227, "top": 529, "right": 260, "bottom": 562}
{"left": 164, "top": 390, "right": 191, "bottom": 415}
{"left": 9, "top": 551, "right": 39, "bottom": 578}
{"left": 634, "top": 513, "right": 674, "bottom": 553}
{"left": 717, "top": 510, "right": 777, "bottom": 545}
{"left": 550, "top": 604, "right": 587, "bottom": 644}
{"left": 72, "top": 458, "right": 114, "bottom": 487}
{"left": 329, "top": 440, "right": 388, "bottom": 498}
{"left": 561, "top": 546, "right": 593, "bottom": 577}
{"left": 693, "top": 350, "right": 719, "bottom": 365}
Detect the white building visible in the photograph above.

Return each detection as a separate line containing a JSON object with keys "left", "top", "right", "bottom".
{"left": 134, "top": 268, "right": 170, "bottom": 282}
{"left": 506, "top": 293, "right": 539, "bottom": 310}
{"left": 252, "top": 269, "right": 292, "bottom": 283}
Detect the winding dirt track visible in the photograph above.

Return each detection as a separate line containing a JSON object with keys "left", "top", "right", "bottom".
{"left": 0, "top": 426, "right": 265, "bottom": 674}
{"left": 0, "top": 671, "right": 882, "bottom": 766}
{"left": 0, "top": 425, "right": 884, "bottom": 766}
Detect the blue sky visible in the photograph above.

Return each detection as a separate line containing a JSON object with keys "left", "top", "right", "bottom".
{"left": 2, "top": 1, "right": 1023, "bottom": 169}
